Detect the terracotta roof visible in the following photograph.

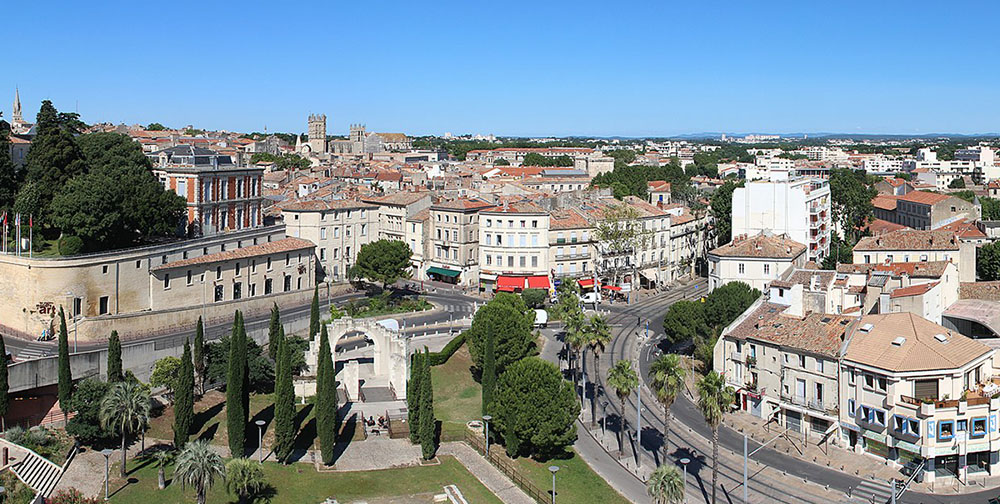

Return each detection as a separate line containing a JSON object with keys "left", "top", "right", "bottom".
{"left": 481, "top": 201, "right": 547, "bottom": 214}
{"left": 710, "top": 233, "right": 806, "bottom": 259}
{"left": 281, "top": 199, "right": 378, "bottom": 212}
{"left": 550, "top": 208, "right": 591, "bottom": 230}
{"left": 865, "top": 218, "right": 906, "bottom": 235}
{"left": 845, "top": 313, "right": 991, "bottom": 372}
{"left": 872, "top": 195, "right": 898, "bottom": 211}
{"left": 432, "top": 197, "right": 495, "bottom": 212}
{"left": 648, "top": 180, "right": 671, "bottom": 192}
{"left": 959, "top": 281, "right": 1000, "bottom": 301}
{"left": 375, "top": 172, "right": 403, "bottom": 182}
{"left": 622, "top": 196, "right": 668, "bottom": 217}
{"left": 407, "top": 208, "right": 431, "bottom": 222}
{"left": 874, "top": 261, "right": 951, "bottom": 278}
{"left": 937, "top": 219, "right": 987, "bottom": 239}
{"left": 362, "top": 192, "right": 430, "bottom": 207}
{"left": 154, "top": 237, "right": 314, "bottom": 271}
{"left": 854, "top": 229, "right": 959, "bottom": 251}
{"left": 769, "top": 269, "right": 836, "bottom": 290}
{"left": 725, "top": 302, "right": 853, "bottom": 358}
{"left": 899, "top": 191, "right": 951, "bottom": 205}
{"left": 890, "top": 281, "right": 939, "bottom": 299}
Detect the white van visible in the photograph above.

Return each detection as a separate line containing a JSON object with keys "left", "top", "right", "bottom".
{"left": 533, "top": 309, "right": 549, "bottom": 328}
{"left": 581, "top": 291, "right": 601, "bottom": 305}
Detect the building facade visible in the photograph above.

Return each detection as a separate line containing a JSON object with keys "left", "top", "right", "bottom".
{"left": 731, "top": 176, "right": 832, "bottom": 262}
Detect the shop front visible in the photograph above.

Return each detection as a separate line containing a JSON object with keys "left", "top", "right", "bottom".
{"left": 427, "top": 266, "right": 461, "bottom": 284}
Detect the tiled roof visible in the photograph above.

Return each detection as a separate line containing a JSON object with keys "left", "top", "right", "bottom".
{"left": 899, "top": 191, "right": 951, "bottom": 205}
{"left": 874, "top": 261, "right": 950, "bottom": 278}
{"left": 872, "top": 195, "right": 898, "bottom": 211}
{"left": 481, "top": 201, "right": 547, "bottom": 214}
{"left": 890, "top": 281, "right": 939, "bottom": 299}
{"left": 648, "top": 180, "right": 671, "bottom": 192}
{"left": 622, "top": 196, "right": 668, "bottom": 217}
{"left": 845, "top": 313, "right": 991, "bottom": 372}
{"left": 709, "top": 233, "right": 806, "bottom": 259}
{"left": 959, "top": 281, "right": 1000, "bottom": 301}
{"left": 375, "top": 172, "right": 403, "bottom": 182}
{"left": 854, "top": 229, "right": 959, "bottom": 251}
{"left": 937, "top": 219, "right": 987, "bottom": 239}
{"left": 769, "top": 269, "right": 836, "bottom": 290}
{"left": 281, "top": 199, "right": 378, "bottom": 212}
{"left": 362, "top": 192, "right": 430, "bottom": 207}
{"left": 725, "top": 302, "right": 853, "bottom": 358}
{"left": 407, "top": 208, "right": 431, "bottom": 222}
{"left": 154, "top": 238, "right": 314, "bottom": 271}
{"left": 432, "top": 197, "right": 495, "bottom": 212}
{"left": 550, "top": 208, "right": 591, "bottom": 230}
{"left": 865, "top": 218, "right": 906, "bottom": 235}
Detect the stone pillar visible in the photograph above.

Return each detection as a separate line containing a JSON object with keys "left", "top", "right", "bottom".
{"left": 344, "top": 361, "right": 360, "bottom": 402}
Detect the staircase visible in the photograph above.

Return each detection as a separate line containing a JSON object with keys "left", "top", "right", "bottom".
{"left": 10, "top": 449, "right": 63, "bottom": 498}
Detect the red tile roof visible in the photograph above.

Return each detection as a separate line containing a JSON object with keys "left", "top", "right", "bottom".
{"left": 872, "top": 195, "right": 898, "bottom": 211}
{"left": 899, "top": 191, "right": 951, "bottom": 205}
{"left": 854, "top": 229, "right": 959, "bottom": 251}
{"left": 154, "top": 238, "right": 314, "bottom": 271}
{"left": 709, "top": 233, "right": 806, "bottom": 259}
{"left": 890, "top": 282, "right": 939, "bottom": 299}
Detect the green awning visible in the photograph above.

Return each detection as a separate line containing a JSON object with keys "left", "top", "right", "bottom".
{"left": 428, "top": 266, "right": 461, "bottom": 278}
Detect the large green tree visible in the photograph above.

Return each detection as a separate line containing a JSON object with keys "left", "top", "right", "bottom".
{"left": 100, "top": 380, "right": 151, "bottom": 478}
{"left": 593, "top": 203, "right": 648, "bottom": 285}
{"left": 107, "top": 330, "right": 123, "bottom": 383}
{"left": 227, "top": 312, "right": 248, "bottom": 458}
{"left": 662, "top": 300, "right": 708, "bottom": 345}
{"left": 65, "top": 378, "right": 113, "bottom": 445}
{"left": 316, "top": 324, "right": 338, "bottom": 465}
{"left": 309, "top": 287, "right": 320, "bottom": 341}
{"left": 704, "top": 281, "right": 760, "bottom": 329}
{"left": 978, "top": 241, "right": 1000, "bottom": 281}
{"left": 0, "top": 121, "right": 18, "bottom": 212}
{"left": 174, "top": 339, "right": 195, "bottom": 448}
{"left": 829, "top": 168, "right": 877, "bottom": 243}
{"left": 464, "top": 293, "right": 534, "bottom": 373}
{"left": 268, "top": 304, "right": 281, "bottom": 361}
{"left": 607, "top": 360, "right": 639, "bottom": 459}
{"left": 353, "top": 239, "right": 413, "bottom": 290}
{"left": 24, "top": 101, "right": 88, "bottom": 216}
{"left": 492, "top": 357, "right": 578, "bottom": 460}
{"left": 194, "top": 317, "right": 206, "bottom": 395}
{"left": 709, "top": 180, "right": 742, "bottom": 247}
{"left": 274, "top": 328, "right": 295, "bottom": 462}
{"left": 481, "top": 330, "right": 496, "bottom": 416}
{"left": 419, "top": 349, "right": 436, "bottom": 460}
{"left": 57, "top": 307, "right": 73, "bottom": 408}
{"left": 649, "top": 354, "right": 686, "bottom": 463}
{"left": 407, "top": 350, "right": 424, "bottom": 443}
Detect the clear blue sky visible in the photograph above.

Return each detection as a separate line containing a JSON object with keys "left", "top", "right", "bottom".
{"left": 5, "top": 1, "right": 1000, "bottom": 137}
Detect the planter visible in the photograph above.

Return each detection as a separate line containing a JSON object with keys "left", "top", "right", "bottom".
{"left": 920, "top": 402, "right": 935, "bottom": 417}
{"left": 958, "top": 400, "right": 967, "bottom": 414}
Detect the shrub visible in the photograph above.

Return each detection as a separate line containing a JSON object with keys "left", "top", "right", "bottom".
{"left": 46, "top": 488, "right": 102, "bottom": 504}
{"left": 426, "top": 332, "right": 467, "bottom": 366}
{"left": 57, "top": 235, "right": 84, "bottom": 256}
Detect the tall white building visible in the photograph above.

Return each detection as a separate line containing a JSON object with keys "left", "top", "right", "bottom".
{"left": 731, "top": 175, "right": 832, "bottom": 262}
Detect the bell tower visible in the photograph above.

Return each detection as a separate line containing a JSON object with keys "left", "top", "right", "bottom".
{"left": 307, "top": 114, "right": 327, "bottom": 154}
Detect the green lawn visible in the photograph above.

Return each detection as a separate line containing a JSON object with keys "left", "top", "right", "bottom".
{"left": 514, "top": 449, "right": 630, "bottom": 504}
{"left": 431, "top": 344, "right": 481, "bottom": 439}
{"left": 112, "top": 455, "right": 503, "bottom": 504}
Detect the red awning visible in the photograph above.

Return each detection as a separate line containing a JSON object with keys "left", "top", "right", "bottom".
{"left": 527, "top": 276, "right": 550, "bottom": 289}
{"left": 601, "top": 285, "right": 622, "bottom": 291}
{"left": 578, "top": 278, "right": 595, "bottom": 287}
{"left": 497, "top": 276, "right": 525, "bottom": 291}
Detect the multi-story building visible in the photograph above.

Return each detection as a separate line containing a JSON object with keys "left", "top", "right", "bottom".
{"left": 426, "top": 198, "right": 495, "bottom": 286}
{"left": 839, "top": 313, "right": 1000, "bottom": 483}
{"left": 548, "top": 208, "right": 595, "bottom": 282}
{"left": 478, "top": 201, "right": 551, "bottom": 293}
{"left": 149, "top": 145, "right": 264, "bottom": 236}
{"left": 834, "top": 261, "right": 960, "bottom": 324}
{"left": 281, "top": 199, "right": 379, "bottom": 283}
{"left": 853, "top": 229, "right": 976, "bottom": 282}
{"left": 874, "top": 191, "right": 981, "bottom": 231}
{"left": 405, "top": 209, "right": 432, "bottom": 281}
{"left": 731, "top": 176, "right": 832, "bottom": 262}
{"left": 708, "top": 232, "right": 807, "bottom": 293}
{"left": 361, "top": 192, "right": 433, "bottom": 242}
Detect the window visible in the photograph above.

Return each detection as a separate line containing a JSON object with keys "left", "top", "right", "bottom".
{"left": 938, "top": 420, "right": 954, "bottom": 440}
{"left": 861, "top": 405, "right": 873, "bottom": 423}
{"left": 233, "top": 282, "right": 242, "bottom": 300}
{"left": 798, "top": 355, "right": 806, "bottom": 368}
{"left": 486, "top": 234, "right": 492, "bottom": 246}
{"left": 264, "top": 278, "right": 273, "bottom": 295}
{"left": 136, "top": 260, "right": 141, "bottom": 269}
{"left": 235, "top": 262, "right": 241, "bottom": 276}
{"left": 532, "top": 220, "right": 537, "bottom": 228}
{"left": 99, "top": 296, "right": 109, "bottom": 315}
{"left": 486, "top": 218, "right": 492, "bottom": 227}
{"left": 297, "top": 277, "right": 302, "bottom": 290}
{"left": 971, "top": 417, "right": 987, "bottom": 438}
{"left": 321, "top": 228, "right": 327, "bottom": 240}
{"left": 267, "top": 257, "right": 272, "bottom": 270}
{"left": 507, "top": 256, "right": 514, "bottom": 267}
{"left": 864, "top": 373, "right": 875, "bottom": 389}
{"left": 531, "top": 234, "right": 538, "bottom": 246}
{"left": 163, "top": 274, "right": 170, "bottom": 289}
{"left": 249, "top": 283, "right": 256, "bottom": 297}
{"left": 251, "top": 260, "right": 256, "bottom": 273}
{"left": 816, "top": 359, "right": 824, "bottom": 373}
{"left": 520, "top": 256, "right": 526, "bottom": 267}
{"left": 214, "top": 285, "right": 224, "bottom": 302}
{"left": 847, "top": 399, "right": 856, "bottom": 417}
{"left": 877, "top": 376, "right": 887, "bottom": 392}
{"left": 873, "top": 409, "right": 886, "bottom": 427}
{"left": 738, "top": 263, "right": 745, "bottom": 274}
{"left": 283, "top": 275, "right": 291, "bottom": 292}
{"left": 908, "top": 418, "right": 919, "bottom": 436}
{"left": 764, "top": 264, "right": 770, "bottom": 275}
{"left": 957, "top": 419, "right": 967, "bottom": 432}
{"left": 216, "top": 266, "right": 222, "bottom": 280}
{"left": 531, "top": 256, "right": 538, "bottom": 267}
{"left": 486, "top": 255, "right": 492, "bottom": 266}
{"left": 102, "top": 265, "right": 109, "bottom": 274}
{"left": 285, "top": 254, "right": 290, "bottom": 266}
{"left": 320, "top": 248, "right": 326, "bottom": 261}
{"left": 893, "top": 415, "right": 907, "bottom": 433}
{"left": 848, "top": 368, "right": 856, "bottom": 385}
{"left": 864, "top": 255, "right": 871, "bottom": 264}
{"left": 187, "top": 270, "right": 193, "bottom": 285}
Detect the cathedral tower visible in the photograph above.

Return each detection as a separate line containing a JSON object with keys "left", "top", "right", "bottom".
{"left": 307, "top": 114, "right": 328, "bottom": 154}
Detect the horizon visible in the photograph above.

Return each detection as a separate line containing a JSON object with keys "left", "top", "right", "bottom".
{"left": 6, "top": 1, "right": 1000, "bottom": 137}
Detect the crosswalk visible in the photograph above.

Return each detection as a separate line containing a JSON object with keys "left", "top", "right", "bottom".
{"left": 847, "top": 478, "right": 893, "bottom": 504}
{"left": 442, "top": 304, "right": 476, "bottom": 313}
{"left": 14, "top": 342, "right": 54, "bottom": 361}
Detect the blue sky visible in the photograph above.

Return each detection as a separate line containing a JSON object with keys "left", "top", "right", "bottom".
{"left": 5, "top": 1, "right": 1000, "bottom": 137}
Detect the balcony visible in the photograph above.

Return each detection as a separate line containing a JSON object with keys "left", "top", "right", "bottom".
{"left": 779, "top": 392, "right": 838, "bottom": 415}
{"left": 731, "top": 349, "right": 743, "bottom": 362}
{"left": 555, "top": 253, "right": 590, "bottom": 260}
{"left": 745, "top": 356, "right": 757, "bottom": 368}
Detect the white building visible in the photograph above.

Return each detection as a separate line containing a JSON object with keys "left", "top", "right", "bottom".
{"left": 731, "top": 175, "right": 832, "bottom": 262}
{"left": 707, "top": 232, "right": 807, "bottom": 293}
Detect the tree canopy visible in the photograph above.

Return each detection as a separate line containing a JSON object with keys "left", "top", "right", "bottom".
{"left": 709, "top": 180, "right": 742, "bottom": 247}
{"left": 249, "top": 152, "right": 311, "bottom": 171}
{"left": 465, "top": 293, "right": 534, "bottom": 373}
{"left": 522, "top": 152, "right": 574, "bottom": 167}
{"left": 978, "top": 241, "right": 1000, "bottom": 281}
{"left": 829, "top": 168, "right": 877, "bottom": 243}
{"left": 491, "top": 357, "right": 578, "bottom": 459}
{"left": 353, "top": 239, "right": 413, "bottom": 288}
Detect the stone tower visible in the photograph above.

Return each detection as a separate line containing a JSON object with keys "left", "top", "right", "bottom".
{"left": 11, "top": 87, "right": 22, "bottom": 125}
{"left": 307, "top": 114, "right": 327, "bottom": 154}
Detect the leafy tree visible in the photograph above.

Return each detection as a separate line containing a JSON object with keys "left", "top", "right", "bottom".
{"left": 821, "top": 234, "right": 855, "bottom": 270}
{"left": 594, "top": 203, "right": 649, "bottom": 285}
{"left": 0, "top": 122, "right": 18, "bottom": 212}
{"left": 894, "top": 172, "right": 912, "bottom": 181}
{"left": 829, "top": 168, "right": 877, "bottom": 243}
{"left": 949, "top": 177, "right": 966, "bottom": 189}
{"left": 227, "top": 312, "right": 248, "bottom": 458}
{"left": 982, "top": 197, "right": 1000, "bottom": 221}
{"left": 316, "top": 324, "right": 338, "bottom": 465}
{"left": 107, "top": 330, "right": 122, "bottom": 383}
{"left": 520, "top": 288, "right": 546, "bottom": 308}
{"left": 662, "top": 300, "right": 707, "bottom": 345}
{"left": 419, "top": 349, "right": 436, "bottom": 460}
{"left": 174, "top": 340, "right": 194, "bottom": 449}
{"left": 57, "top": 307, "right": 72, "bottom": 408}
{"left": 268, "top": 304, "right": 281, "bottom": 361}
{"left": 100, "top": 380, "right": 151, "bottom": 477}
{"left": 607, "top": 360, "right": 638, "bottom": 459}
{"left": 13, "top": 180, "right": 43, "bottom": 222}
{"left": 274, "top": 329, "right": 295, "bottom": 462}
{"left": 146, "top": 123, "right": 167, "bottom": 131}
{"left": 150, "top": 356, "right": 182, "bottom": 395}
{"left": 564, "top": 310, "right": 589, "bottom": 407}
{"left": 309, "top": 287, "right": 320, "bottom": 341}
{"left": 704, "top": 281, "right": 760, "bottom": 330}
{"left": 465, "top": 293, "right": 534, "bottom": 373}
{"left": 647, "top": 464, "right": 685, "bottom": 504}
{"left": 0, "top": 335, "right": 7, "bottom": 429}
{"left": 24, "top": 101, "right": 88, "bottom": 216}
{"left": 709, "top": 180, "right": 742, "bottom": 247}
{"left": 225, "top": 458, "right": 267, "bottom": 504}
{"left": 697, "top": 371, "right": 735, "bottom": 504}
{"left": 493, "top": 158, "right": 510, "bottom": 166}
{"left": 481, "top": 331, "right": 496, "bottom": 416}
{"left": 492, "top": 357, "right": 578, "bottom": 460}
{"left": 249, "top": 152, "right": 311, "bottom": 171}
{"left": 353, "top": 239, "right": 413, "bottom": 290}
{"left": 65, "top": 378, "right": 113, "bottom": 445}
{"left": 194, "top": 317, "right": 205, "bottom": 395}
{"left": 649, "top": 354, "right": 686, "bottom": 463}
{"left": 407, "top": 350, "right": 424, "bottom": 444}
{"left": 522, "top": 152, "right": 573, "bottom": 167}
{"left": 174, "top": 440, "right": 225, "bottom": 504}
{"left": 978, "top": 241, "right": 1000, "bottom": 281}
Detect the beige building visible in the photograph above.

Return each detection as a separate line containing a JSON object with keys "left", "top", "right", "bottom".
{"left": 708, "top": 233, "right": 807, "bottom": 293}
{"left": 406, "top": 209, "right": 432, "bottom": 281}
{"left": 548, "top": 208, "right": 595, "bottom": 281}
{"left": 853, "top": 229, "right": 976, "bottom": 283}
{"left": 426, "top": 198, "right": 495, "bottom": 286}
{"left": 876, "top": 191, "right": 980, "bottom": 230}
{"left": 478, "top": 201, "right": 552, "bottom": 293}
{"left": 282, "top": 199, "right": 379, "bottom": 282}
{"left": 361, "top": 192, "right": 433, "bottom": 243}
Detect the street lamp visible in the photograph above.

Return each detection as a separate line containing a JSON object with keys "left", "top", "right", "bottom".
{"left": 548, "top": 465, "right": 559, "bottom": 504}
{"left": 255, "top": 420, "right": 266, "bottom": 463}
{"left": 482, "top": 415, "right": 492, "bottom": 457}
{"left": 679, "top": 457, "right": 690, "bottom": 501}
{"left": 101, "top": 448, "right": 113, "bottom": 501}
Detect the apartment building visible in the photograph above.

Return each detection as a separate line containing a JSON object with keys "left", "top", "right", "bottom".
{"left": 426, "top": 197, "right": 495, "bottom": 286}
{"left": 281, "top": 199, "right": 379, "bottom": 282}
{"left": 874, "top": 191, "right": 980, "bottom": 231}
{"left": 478, "top": 201, "right": 552, "bottom": 293}
{"left": 834, "top": 261, "right": 960, "bottom": 324}
{"left": 840, "top": 313, "right": 1000, "bottom": 483}
{"left": 731, "top": 176, "right": 832, "bottom": 262}
{"left": 648, "top": 180, "right": 672, "bottom": 206}
{"left": 548, "top": 208, "right": 595, "bottom": 281}
{"left": 708, "top": 232, "right": 807, "bottom": 293}
{"left": 405, "top": 209, "right": 432, "bottom": 281}
{"left": 361, "top": 192, "right": 433, "bottom": 242}
{"left": 853, "top": 229, "right": 976, "bottom": 282}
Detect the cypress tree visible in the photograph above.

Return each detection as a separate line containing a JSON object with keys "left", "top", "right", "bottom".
{"left": 0, "top": 334, "right": 9, "bottom": 429}
{"left": 268, "top": 303, "right": 281, "bottom": 361}
{"left": 239, "top": 315, "right": 250, "bottom": 425}
{"left": 107, "top": 330, "right": 123, "bottom": 383}
{"left": 309, "top": 286, "right": 320, "bottom": 341}
{"left": 419, "top": 349, "right": 436, "bottom": 460}
{"left": 174, "top": 339, "right": 194, "bottom": 448}
{"left": 407, "top": 351, "right": 424, "bottom": 444}
{"left": 274, "top": 331, "right": 295, "bottom": 462}
{"left": 227, "top": 311, "right": 247, "bottom": 458}
{"left": 481, "top": 331, "right": 496, "bottom": 416}
{"left": 316, "top": 324, "right": 338, "bottom": 465}
{"left": 503, "top": 408, "right": 520, "bottom": 458}
{"left": 193, "top": 316, "right": 205, "bottom": 395}
{"left": 57, "top": 307, "right": 73, "bottom": 408}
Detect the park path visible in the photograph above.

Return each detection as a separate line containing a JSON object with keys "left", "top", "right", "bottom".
{"left": 439, "top": 442, "right": 534, "bottom": 504}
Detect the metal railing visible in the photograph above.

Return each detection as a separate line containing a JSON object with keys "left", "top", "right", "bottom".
{"left": 464, "top": 431, "right": 549, "bottom": 503}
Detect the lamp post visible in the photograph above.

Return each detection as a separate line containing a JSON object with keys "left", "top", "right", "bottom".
{"left": 482, "top": 415, "right": 492, "bottom": 457}
{"left": 255, "top": 420, "right": 266, "bottom": 463}
{"left": 101, "top": 448, "right": 113, "bottom": 501}
{"left": 679, "top": 457, "right": 691, "bottom": 503}
{"left": 548, "top": 465, "right": 559, "bottom": 504}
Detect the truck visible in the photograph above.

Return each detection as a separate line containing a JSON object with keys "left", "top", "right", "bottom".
{"left": 533, "top": 309, "right": 549, "bottom": 328}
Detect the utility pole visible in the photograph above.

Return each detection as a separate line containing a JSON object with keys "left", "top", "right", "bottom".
{"left": 635, "top": 382, "right": 642, "bottom": 470}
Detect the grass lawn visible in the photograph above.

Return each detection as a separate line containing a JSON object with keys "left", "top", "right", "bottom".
{"left": 431, "top": 344, "right": 481, "bottom": 439}
{"left": 512, "top": 448, "right": 630, "bottom": 504}
{"left": 112, "top": 454, "right": 503, "bottom": 504}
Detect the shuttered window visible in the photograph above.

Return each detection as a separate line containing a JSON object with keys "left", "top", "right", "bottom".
{"left": 914, "top": 379, "right": 938, "bottom": 401}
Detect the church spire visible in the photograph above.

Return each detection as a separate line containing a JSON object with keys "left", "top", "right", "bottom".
{"left": 12, "top": 87, "right": 22, "bottom": 123}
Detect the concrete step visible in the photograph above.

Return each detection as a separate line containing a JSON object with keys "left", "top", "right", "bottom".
{"left": 11, "top": 450, "right": 62, "bottom": 498}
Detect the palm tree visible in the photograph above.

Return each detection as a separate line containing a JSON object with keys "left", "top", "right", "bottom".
{"left": 647, "top": 464, "right": 685, "bottom": 504}
{"left": 151, "top": 450, "right": 174, "bottom": 490}
{"left": 99, "top": 380, "right": 151, "bottom": 478}
{"left": 564, "top": 310, "right": 588, "bottom": 406}
{"left": 587, "top": 314, "right": 612, "bottom": 427}
{"left": 649, "top": 353, "right": 686, "bottom": 462}
{"left": 225, "top": 458, "right": 266, "bottom": 504}
{"left": 175, "top": 440, "right": 225, "bottom": 504}
{"left": 607, "top": 360, "right": 638, "bottom": 460}
{"left": 697, "top": 371, "right": 735, "bottom": 504}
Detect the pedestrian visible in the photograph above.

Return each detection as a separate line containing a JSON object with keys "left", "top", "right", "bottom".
{"left": 637, "top": 315, "right": 641, "bottom": 326}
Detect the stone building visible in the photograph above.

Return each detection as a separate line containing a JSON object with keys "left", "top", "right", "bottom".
{"left": 281, "top": 199, "right": 380, "bottom": 283}
{"left": 426, "top": 197, "right": 495, "bottom": 286}
{"left": 478, "top": 201, "right": 552, "bottom": 294}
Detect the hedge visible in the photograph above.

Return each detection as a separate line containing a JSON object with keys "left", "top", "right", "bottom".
{"left": 424, "top": 331, "right": 466, "bottom": 366}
